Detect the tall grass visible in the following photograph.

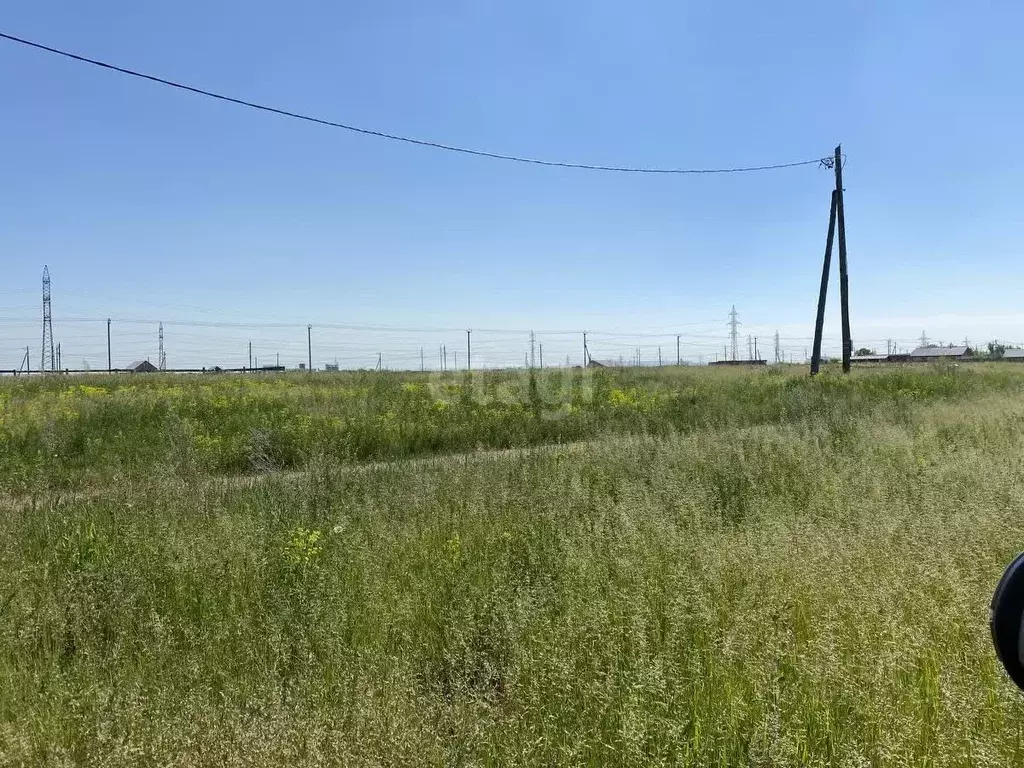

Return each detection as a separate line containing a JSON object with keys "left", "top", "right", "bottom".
{"left": 2, "top": 367, "right": 1024, "bottom": 764}
{"left": 2, "top": 364, "right": 1020, "bottom": 492}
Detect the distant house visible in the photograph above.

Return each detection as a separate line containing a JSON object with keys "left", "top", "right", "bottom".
{"left": 128, "top": 360, "right": 158, "bottom": 373}
{"left": 906, "top": 346, "right": 972, "bottom": 362}
{"left": 1001, "top": 348, "right": 1024, "bottom": 361}
{"left": 851, "top": 354, "right": 889, "bottom": 364}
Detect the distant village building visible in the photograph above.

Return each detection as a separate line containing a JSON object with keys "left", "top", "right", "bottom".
{"left": 1001, "top": 348, "right": 1024, "bottom": 361}
{"left": 127, "top": 360, "right": 158, "bottom": 373}
{"left": 906, "top": 345, "right": 972, "bottom": 362}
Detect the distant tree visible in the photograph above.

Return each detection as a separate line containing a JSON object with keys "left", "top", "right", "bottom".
{"left": 988, "top": 341, "right": 1006, "bottom": 359}
{"left": 855, "top": 347, "right": 875, "bottom": 356}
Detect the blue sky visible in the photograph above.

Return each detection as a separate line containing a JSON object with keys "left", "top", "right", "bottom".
{"left": 1, "top": 1, "right": 1023, "bottom": 369}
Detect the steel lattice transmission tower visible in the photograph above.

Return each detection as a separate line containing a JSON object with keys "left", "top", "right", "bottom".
{"left": 728, "top": 305, "right": 741, "bottom": 361}
{"left": 158, "top": 322, "right": 166, "bottom": 371}
{"left": 41, "top": 265, "right": 55, "bottom": 372}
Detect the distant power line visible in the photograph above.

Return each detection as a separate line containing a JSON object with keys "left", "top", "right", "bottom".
{"left": 0, "top": 30, "right": 830, "bottom": 175}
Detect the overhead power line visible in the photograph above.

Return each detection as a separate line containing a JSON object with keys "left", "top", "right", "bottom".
{"left": 0, "top": 30, "right": 829, "bottom": 175}
{"left": 36, "top": 315, "right": 735, "bottom": 337}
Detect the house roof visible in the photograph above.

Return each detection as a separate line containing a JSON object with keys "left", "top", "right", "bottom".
{"left": 128, "top": 360, "right": 157, "bottom": 371}
{"left": 1002, "top": 348, "right": 1024, "bottom": 359}
{"left": 908, "top": 346, "right": 970, "bottom": 357}
{"left": 851, "top": 354, "right": 889, "bottom": 361}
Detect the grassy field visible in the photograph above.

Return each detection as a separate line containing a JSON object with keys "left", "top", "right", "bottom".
{"left": 2, "top": 364, "right": 1024, "bottom": 766}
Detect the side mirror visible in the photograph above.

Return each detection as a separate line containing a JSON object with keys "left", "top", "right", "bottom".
{"left": 991, "top": 552, "right": 1024, "bottom": 691}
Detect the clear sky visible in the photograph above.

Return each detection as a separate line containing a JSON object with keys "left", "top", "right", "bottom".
{"left": 2, "top": 1, "right": 1023, "bottom": 369}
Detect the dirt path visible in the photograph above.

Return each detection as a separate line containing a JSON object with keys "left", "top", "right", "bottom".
{"left": 0, "top": 435, "right": 622, "bottom": 509}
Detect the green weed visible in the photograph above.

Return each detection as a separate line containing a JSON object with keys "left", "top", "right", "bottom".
{"left": 1, "top": 367, "right": 1023, "bottom": 764}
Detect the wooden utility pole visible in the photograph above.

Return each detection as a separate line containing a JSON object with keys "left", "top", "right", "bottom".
{"left": 676, "top": 335, "right": 681, "bottom": 366}
{"left": 834, "top": 144, "right": 852, "bottom": 372}
{"left": 658, "top": 347, "right": 662, "bottom": 366}
{"left": 307, "top": 325, "right": 312, "bottom": 371}
{"left": 466, "top": 330, "right": 471, "bottom": 372}
{"left": 809, "top": 145, "right": 853, "bottom": 375}
{"left": 107, "top": 318, "right": 112, "bottom": 372}
{"left": 582, "top": 331, "right": 588, "bottom": 367}
{"left": 811, "top": 190, "right": 838, "bottom": 375}
{"left": 539, "top": 343, "right": 543, "bottom": 368}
